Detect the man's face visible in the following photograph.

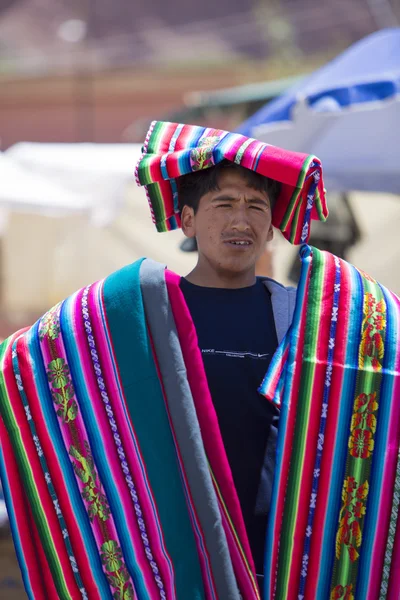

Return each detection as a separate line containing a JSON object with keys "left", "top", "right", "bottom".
{"left": 181, "top": 168, "right": 273, "bottom": 277}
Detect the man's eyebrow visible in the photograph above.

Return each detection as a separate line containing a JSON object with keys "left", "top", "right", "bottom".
{"left": 211, "top": 194, "right": 269, "bottom": 206}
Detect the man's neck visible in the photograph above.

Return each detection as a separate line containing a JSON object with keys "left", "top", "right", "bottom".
{"left": 185, "top": 262, "right": 256, "bottom": 289}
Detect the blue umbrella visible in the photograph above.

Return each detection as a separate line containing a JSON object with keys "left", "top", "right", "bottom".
{"left": 238, "top": 28, "right": 400, "bottom": 194}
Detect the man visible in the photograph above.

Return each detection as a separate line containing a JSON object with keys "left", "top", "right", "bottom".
{"left": 2, "top": 122, "right": 398, "bottom": 600}
{"left": 176, "top": 159, "right": 290, "bottom": 582}
{"left": 132, "top": 121, "right": 326, "bottom": 594}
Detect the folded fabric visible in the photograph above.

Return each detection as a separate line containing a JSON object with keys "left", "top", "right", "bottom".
{"left": 1, "top": 247, "right": 399, "bottom": 600}
{"left": 260, "top": 246, "right": 400, "bottom": 599}
{"left": 0, "top": 259, "right": 258, "bottom": 600}
{"left": 134, "top": 121, "right": 328, "bottom": 244}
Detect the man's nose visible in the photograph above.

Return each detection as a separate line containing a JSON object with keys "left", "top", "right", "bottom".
{"left": 231, "top": 204, "right": 250, "bottom": 230}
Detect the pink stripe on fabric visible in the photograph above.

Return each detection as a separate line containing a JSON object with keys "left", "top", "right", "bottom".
{"left": 4, "top": 334, "right": 81, "bottom": 598}
{"left": 6, "top": 333, "right": 82, "bottom": 599}
{"left": 266, "top": 261, "right": 312, "bottom": 599}
{"left": 218, "top": 498, "right": 260, "bottom": 600}
{"left": 286, "top": 252, "right": 335, "bottom": 596}
{"left": 305, "top": 258, "right": 352, "bottom": 596}
{"left": 165, "top": 271, "right": 257, "bottom": 579}
{"left": 0, "top": 419, "right": 50, "bottom": 599}
{"left": 94, "top": 281, "right": 177, "bottom": 596}
{"left": 148, "top": 327, "right": 218, "bottom": 600}
{"left": 39, "top": 291, "right": 137, "bottom": 597}
{"left": 72, "top": 283, "right": 161, "bottom": 597}
{"left": 376, "top": 292, "right": 400, "bottom": 600}
{"left": 0, "top": 332, "right": 52, "bottom": 600}
{"left": 17, "top": 333, "right": 103, "bottom": 599}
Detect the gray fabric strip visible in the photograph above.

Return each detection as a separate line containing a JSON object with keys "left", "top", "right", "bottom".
{"left": 263, "top": 278, "right": 296, "bottom": 344}
{"left": 140, "top": 258, "right": 240, "bottom": 600}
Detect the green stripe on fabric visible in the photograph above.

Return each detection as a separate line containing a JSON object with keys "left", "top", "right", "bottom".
{"left": 275, "top": 247, "right": 326, "bottom": 598}
{"left": 102, "top": 260, "right": 205, "bottom": 599}
{"left": 0, "top": 337, "right": 73, "bottom": 599}
{"left": 330, "top": 277, "right": 385, "bottom": 594}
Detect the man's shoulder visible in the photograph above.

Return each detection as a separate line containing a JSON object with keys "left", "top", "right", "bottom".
{"left": 258, "top": 277, "right": 297, "bottom": 344}
{"left": 257, "top": 276, "right": 296, "bottom": 295}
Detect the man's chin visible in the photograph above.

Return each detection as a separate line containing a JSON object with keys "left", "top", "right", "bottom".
{"left": 217, "top": 257, "right": 256, "bottom": 276}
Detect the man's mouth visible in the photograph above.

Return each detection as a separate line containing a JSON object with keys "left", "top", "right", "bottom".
{"left": 224, "top": 239, "right": 253, "bottom": 247}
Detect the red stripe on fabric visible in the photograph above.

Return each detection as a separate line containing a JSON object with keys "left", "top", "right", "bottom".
{"left": 239, "top": 140, "right": 264, "bottom": 171}
{"left": 268, "top": 259, "right": 312, "bottom": 598}
{"left": 304, "top": 258, "right": 351, "bottom": 596}
{"left": 148, "top": 157, "right": 165, "bottom": 188}
{"left": 16, "top": 333, "right": 102, "bottom": 600}
{"left": 96, "top": 282, "right": 177, "bottom": 595}
{"left": 173, "top": 124, "right": 196, "bottom": 151}
{"left": 27, "top": 497, "right": 60, "bottom": 599}
{"left": 165, "top": 270, "right": 256, "bottom": 578}
{"left": 271, "top": 186, "right": 296, "bottom": 231}
{"left": 286, "top": 251, "right": 335, "bottom": 596}
{"left": 221, "top": 135, "right": 247, "bottom": 163}
{"left": 152, "top": 122, "right": 176, "bottom": 154}
{"left": 0, "top": 414, "right": 49, "bottom": 599}
{"left": 255, "top": 146, "right": 309, "bottom": 187}
{"left": 159, "top": 178, "right": 175, "bottom": 221}
{"left": 5, "top": 335, "right": 81, "bottom": 598}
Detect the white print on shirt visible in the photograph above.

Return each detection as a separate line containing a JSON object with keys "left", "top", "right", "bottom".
{"left": 201, "top": 349, "right": 269, "bottom": 359}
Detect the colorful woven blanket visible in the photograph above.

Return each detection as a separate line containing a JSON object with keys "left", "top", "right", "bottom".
{"left": 260, "top": 246, "right": 400, "bottom": 600}
{"left": 135, "top": 121, "right": 328, "bottom": 244}
{"left": 0, "top": 247, "right": 399, "bottom": 599}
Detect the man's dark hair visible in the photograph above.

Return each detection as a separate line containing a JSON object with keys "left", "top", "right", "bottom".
{"left": 177, "top": 159, "right": 281, "bottom": 214}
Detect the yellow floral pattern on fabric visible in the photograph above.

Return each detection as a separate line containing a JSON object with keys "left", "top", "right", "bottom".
{"left": 190, "top": 135, "right": 220, "bottom": 171}
{"left": 47, "top": 358, "right": 78, "bottom": 423}
{"left": 348, "top": 392, "right": 378, "bottom": 459}
{"left": 101, "top": 540, "right": 135, "bottom": 600}
{"left": 330, "top": 583, "right": 354, "bottom": 599}
{"left": 40, "top": 305, "right": 136, "bottom": 598}
{"left": 359, "top": 293, "right": 386, "bottom": 371}
{"left": 39, "top": 303, "right": 61, "bottom": 341}
{"left": 331, "top": 287, "right": 386, "bottom": 596}
{"left": 335, "top": 476, "right": 369, "bottom": 562}
{"left": 70, "top": 441, "right": 110, "bottom": 523}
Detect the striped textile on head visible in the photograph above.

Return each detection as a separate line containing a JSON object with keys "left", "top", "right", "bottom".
{"left": 134, "top": 121, "right": 328, "bottom": 244}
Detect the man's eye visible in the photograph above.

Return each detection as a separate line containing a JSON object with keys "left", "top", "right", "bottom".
{"left": 250, "top": 206, "right": 264, "bottom": 211}
{"left": 217, "top": 204, "right": 231, "bottom": 208}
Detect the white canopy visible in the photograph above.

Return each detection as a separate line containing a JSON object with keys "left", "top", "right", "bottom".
{"left": 0, "top": 151, "right": 88, "bottom": 217}
{"left": 5, "top": 142, "right": 143, "bottom": 225}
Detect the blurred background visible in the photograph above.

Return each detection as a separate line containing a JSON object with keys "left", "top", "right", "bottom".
{"left": 0, "top": 1, "right": 399, "bottom": 596}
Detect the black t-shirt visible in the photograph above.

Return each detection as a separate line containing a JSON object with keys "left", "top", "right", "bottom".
{"left": 180, "top": 277, "right": 278, "bottom": 575}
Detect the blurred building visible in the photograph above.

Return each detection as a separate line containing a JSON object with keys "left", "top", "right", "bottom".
{"left": 1, "top": 0, "right": 398, "bottom": 148}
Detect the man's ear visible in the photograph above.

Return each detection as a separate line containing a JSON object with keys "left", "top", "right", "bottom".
{"left": 267, "top": 224, "right": 274, "bottom": 242}
{"left": 181, "top": 205, "right": 196, "bottom": 238}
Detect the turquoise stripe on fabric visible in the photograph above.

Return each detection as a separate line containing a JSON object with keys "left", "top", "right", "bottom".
{"left": 26, "top": 324, "right": 112, "bottom": 598}
{"left": 97, "top": 283, "right": 175, "bottom": 587}
{"left": 356, "top": 284, "right": 397, "bottom": 597}
{"left": 0, "top": 443, "right": 34, "bottom": 599}
{"left": 316, "top": 266, "right": 364, "bottom": 598}
{"left": 61, "top": 294, "right": 150, "bottom": 599}
{"left": 102, "top": 259, "right": 205, "bottom": 599}
{"left": 263, "top": 245, "right": 312, "bottom": 598}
